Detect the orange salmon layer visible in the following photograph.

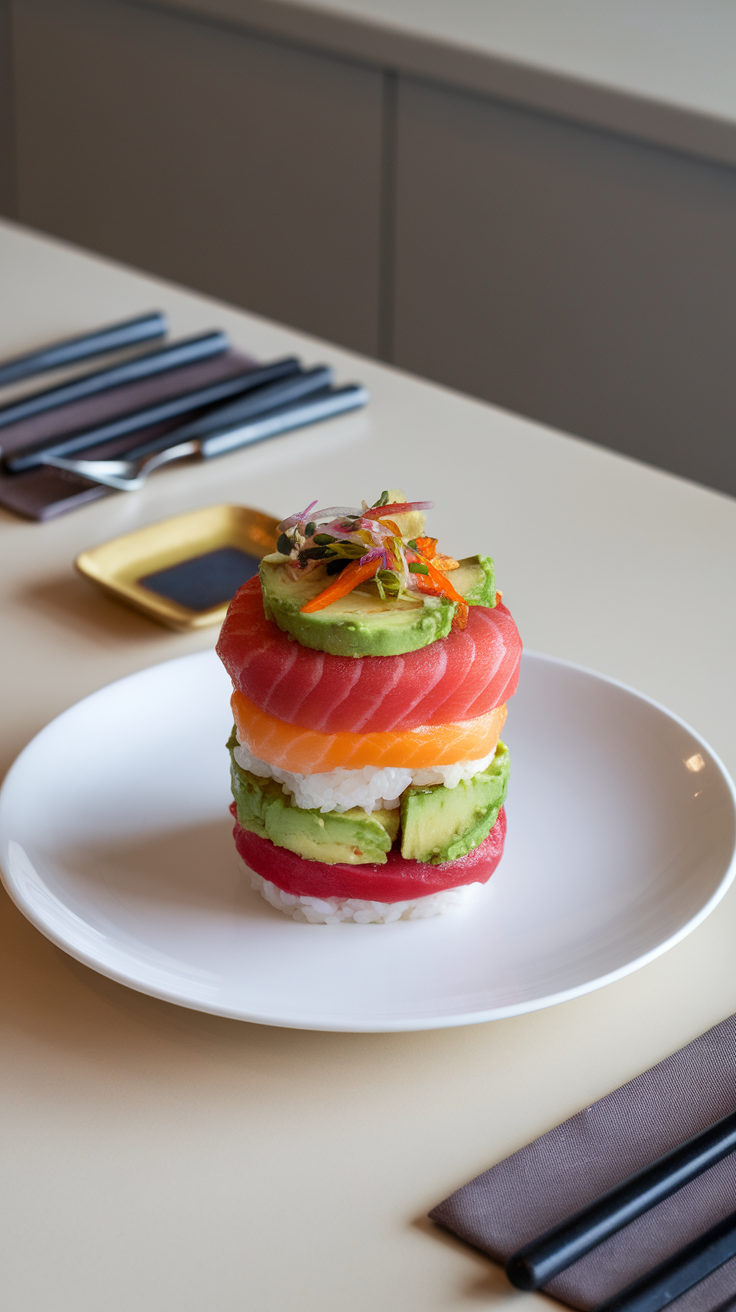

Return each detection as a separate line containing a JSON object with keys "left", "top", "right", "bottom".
{"left": 231, "top": 690, "right": 507, "bottom": 773}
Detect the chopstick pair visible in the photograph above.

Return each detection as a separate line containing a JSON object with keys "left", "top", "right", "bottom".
{"left": 506, "top": 1107, "right": 736, "bottom": 1310}
{"left": 4, "top": 355, "right": 303, "bottom": 473}
{"left": 0, "top": 313, "right": 369, "bottom": 498}
{"left": 40, "top": 382, "right": 369, "bottom": 492}
{"left": 0, "top": 326, "right": 229, "bottom": 439}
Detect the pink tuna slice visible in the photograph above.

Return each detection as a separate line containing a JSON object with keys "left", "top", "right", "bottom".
{"left": 216, "top": 578, "right": 521, "bottom": 735}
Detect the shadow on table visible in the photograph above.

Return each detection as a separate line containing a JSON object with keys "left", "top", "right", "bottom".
{"left": 19, "top": 571, "right": 172, "bottom": 647}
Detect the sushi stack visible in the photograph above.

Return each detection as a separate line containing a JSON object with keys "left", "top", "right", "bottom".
{"left": 216, "top": 492, "right": 522, "bottom": 923}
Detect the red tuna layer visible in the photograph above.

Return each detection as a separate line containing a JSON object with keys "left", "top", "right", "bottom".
{"left": 217, "top": 577, "right": 521, "bottom": 734}
{"left": 232, "top": 805, "right": 506, "bottom": 902}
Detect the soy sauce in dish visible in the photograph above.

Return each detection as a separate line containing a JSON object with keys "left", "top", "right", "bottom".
{"left": 140, "top": 546, "right": 259, "bottom": 611}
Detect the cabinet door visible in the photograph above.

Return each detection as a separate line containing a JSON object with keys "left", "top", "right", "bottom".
{"left": 14, "top": 0, "right": 383, "bottom": 354}
{"left": 393, "top": 75, "right": 736, "bottom": 496}
{"left": 0, "top": 0, "right": 15, "bottom": 217}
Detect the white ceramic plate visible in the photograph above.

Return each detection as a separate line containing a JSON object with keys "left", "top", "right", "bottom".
{"left": 1, "top": 651, "right": 734, "bottom": 1031}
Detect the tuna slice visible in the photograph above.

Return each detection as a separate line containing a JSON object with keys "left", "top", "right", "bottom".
{"left": 232, "top": 806, "right": 506, "bottom": 902}
{"left": 217, "top": 577, "right": 522, "bottom": 733}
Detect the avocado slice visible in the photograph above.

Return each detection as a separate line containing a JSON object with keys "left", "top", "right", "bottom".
{"left": 259, "top": 553, "right": 496, "bottom": 658}
{"left": 228, "top": 734, "right": 400, "bottom": 864}
{"left": 400, "top": 742, "right": 510, "bottom": 864}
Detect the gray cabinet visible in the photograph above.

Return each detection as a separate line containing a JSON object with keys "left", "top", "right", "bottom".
{"left": 0, "top": 0, "right": 15, "bottom": 217}
{"left": 392, "top": 76, "right": 736, "bottom": 495}
{"left": 12, "top": 0, "right": 384, "bottom": 354}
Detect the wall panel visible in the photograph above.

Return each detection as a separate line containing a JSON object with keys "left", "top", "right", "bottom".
{"left": 13, "top": 0, "right": 383, "bottom": 353}
{"left": 0, "top": 0, "right": 16, "bottom": 217}
{"left": 393, "top": 76, "right": 736, "bottom": 495}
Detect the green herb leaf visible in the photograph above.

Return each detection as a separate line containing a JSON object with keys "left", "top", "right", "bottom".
{"left": 313, "top": 534, "right": 336, "bottom": 545}
{"left": 371, "top": 491, "right": 389, "bottom": 508}
{"left": 277, "top": 532, "right": 293, "bottom": 555}
{"left": 376, "top": 568, "right": 403, "bottom": 597}
{"left": 305, "top": 522, "right": 316, "bottom": 537}
{"left": 407, "top": 539, "right": 418, "bottom": 550}
{"left": 408, "top": 562, "right": 429, "bottom": 574}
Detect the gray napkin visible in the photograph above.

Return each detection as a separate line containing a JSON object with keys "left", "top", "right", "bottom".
{"left": 430, "top": 1013, "right": 736, "bottom": 1309}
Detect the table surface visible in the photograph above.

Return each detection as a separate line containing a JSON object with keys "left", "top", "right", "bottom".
{"left": 2, "top": 217, "right": 736, "bottom": 1312}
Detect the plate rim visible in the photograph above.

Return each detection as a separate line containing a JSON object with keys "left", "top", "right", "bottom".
{"left": 1, "top": 648, "right": 735, "bottom": 1032}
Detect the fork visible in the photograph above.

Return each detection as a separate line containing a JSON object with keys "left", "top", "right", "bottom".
{"left": 40, "top": 384, "right": 368, "bottom": 491}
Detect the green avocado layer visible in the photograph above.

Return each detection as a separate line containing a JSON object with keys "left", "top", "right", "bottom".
{"left": 259, "top": 553, "right": 496, "bottom": 658}
{"left": 400, "top": 742, "right": 510, "bottom": 864}
{"left": 228, "top": 733, "right": 399, "bottom": 865}
{"left": 228, "top": 731, "right": 509, "bottom": 869}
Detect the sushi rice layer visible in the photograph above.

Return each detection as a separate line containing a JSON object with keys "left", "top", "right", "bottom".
{"left": 232, "top": 738, "right": 497, "bottom": 814}
{"left": 239, "top": 856, "right": 483, "bottom": 923}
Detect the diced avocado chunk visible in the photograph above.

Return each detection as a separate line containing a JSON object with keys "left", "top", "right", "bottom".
{"left": 400, "top": 742, "right": 510, "bottom": 864}
{"left": 228, "top": 734, "right": 399, "bottom": 864}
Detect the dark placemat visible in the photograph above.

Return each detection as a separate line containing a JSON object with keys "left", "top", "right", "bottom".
{"left": 430, "top": 1013, "right": 736, "bottom": 1309}
{"left": 0, "top": 349, "right": 255, "bottom": 521}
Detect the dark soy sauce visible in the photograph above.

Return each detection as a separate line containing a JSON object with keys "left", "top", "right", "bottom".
{"left": 140, "top": 546, "right": 260, "bottom": 610}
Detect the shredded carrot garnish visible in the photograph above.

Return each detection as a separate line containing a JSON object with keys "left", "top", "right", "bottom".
{"left": 415, "top": 536, "right": 437, "bottom": 559}
{"left": 300, "top": 557, "right": 381, "bottom": 613}
{"left": 413, "top": 553, "right": 469, "bottom": 629}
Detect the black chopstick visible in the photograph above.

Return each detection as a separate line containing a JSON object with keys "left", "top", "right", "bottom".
{"left": 117, "top": 365, "right": 334, "bottom": 462}
{"left": 591, "top": 1208, "right": 736, "bottom": 1312}
{"left": 0, "top": 330, "right": 229, "bottom": 433}
{"left": 506, "top": 1108, "right": 736, "bottom": 1290}
{"left": 81, "top": 382, "right": 367, "bottom": 472}
{"left": 0, "top": 312, "right": 167, "bottom": 389}
{"left": 197, "top": 383, "right": 368, "bottom": 460}
{"left": 5, "top": 356, "right": 302, "bottom": 472}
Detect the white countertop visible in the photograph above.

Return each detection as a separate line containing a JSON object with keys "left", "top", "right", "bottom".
{"left": 151, "top": 0, "right": 736, "bottom": 163}
{"left": 2, "top": 218, "right": 736, "bottom": 1311}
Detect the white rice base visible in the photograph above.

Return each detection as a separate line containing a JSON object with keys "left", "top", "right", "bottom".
{"left": 232, "top": 739, "right": 496, "bottom": 813}
{"left": 239, "top": 856, "right": 482, "bottom": 923}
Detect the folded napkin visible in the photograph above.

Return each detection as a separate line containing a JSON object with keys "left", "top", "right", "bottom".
{"left": 430, "top": 1013, "right": 736, "bottom": 1309}
{"left": 0, "top": 349, "right": 255, "bottom": 520}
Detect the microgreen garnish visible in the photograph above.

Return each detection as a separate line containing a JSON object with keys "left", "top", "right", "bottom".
{"left": 274, "top": 492, "right": 466, "bottom": 626}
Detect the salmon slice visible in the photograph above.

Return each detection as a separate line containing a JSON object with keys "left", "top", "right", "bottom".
{"left": 231, "top": 690, "right": 507, "bottom": 772}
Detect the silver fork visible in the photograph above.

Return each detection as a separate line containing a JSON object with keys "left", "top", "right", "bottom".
{"left": 40, "top": 385, "right": 368, "bottom": 491}
{"left": 44, "top": 438, "right": 203, "bottom": 491}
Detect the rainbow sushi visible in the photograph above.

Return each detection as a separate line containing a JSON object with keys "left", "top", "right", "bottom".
{"left": 216, "top": 491, "right": 522, "bottom": 922}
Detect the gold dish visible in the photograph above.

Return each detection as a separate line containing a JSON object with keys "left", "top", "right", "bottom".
{"left": 75, "top": 503, "right": 279, "bottom": 630}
